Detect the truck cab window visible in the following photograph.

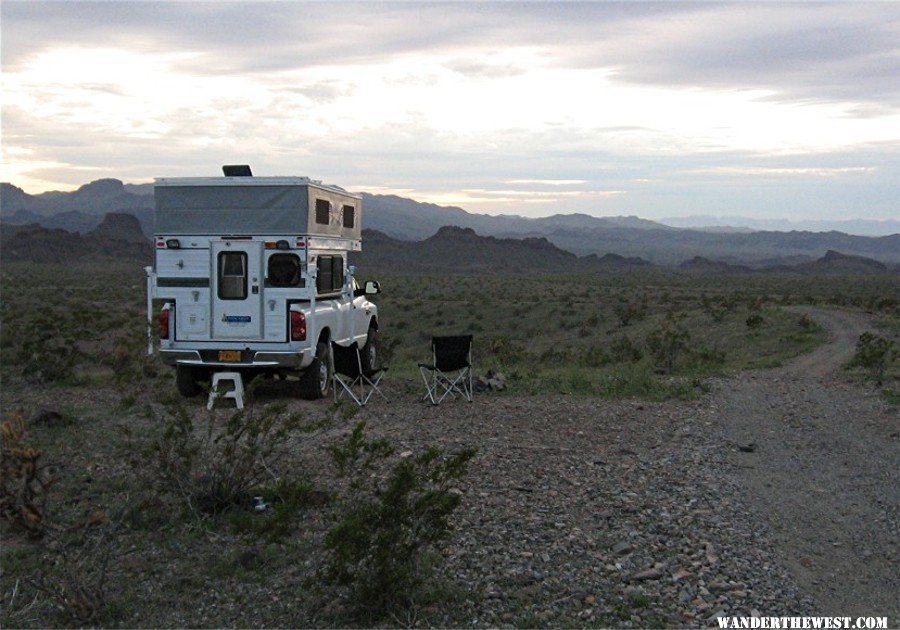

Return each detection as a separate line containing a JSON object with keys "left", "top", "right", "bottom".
{"left": 267, "top": 253, "right": 302, "bottom": 287}
{"left": 218, "top": 251, "right": 247, "bottom": 299}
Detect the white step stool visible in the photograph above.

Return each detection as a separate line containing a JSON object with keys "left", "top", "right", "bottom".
{"left": 207, "top": 371, "right": 245, "bottom": 410}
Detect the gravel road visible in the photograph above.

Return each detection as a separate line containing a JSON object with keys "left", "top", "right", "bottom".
{"left": 706, "top": 307, "right": 899, "bottom": 623}
{"left": 337, "top": 307, "right": 897, "bottom": 627}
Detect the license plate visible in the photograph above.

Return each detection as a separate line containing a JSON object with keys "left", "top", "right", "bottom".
{"left": 218, "top": 350, "right": 241, "bottom": 362}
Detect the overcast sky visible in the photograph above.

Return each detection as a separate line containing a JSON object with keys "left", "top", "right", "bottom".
{"left": 2, "top": 1, "right": 899, "bottom": 221}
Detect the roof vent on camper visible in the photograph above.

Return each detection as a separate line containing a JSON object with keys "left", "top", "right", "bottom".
{"left": 222, "top": 164, "right": 253, "bottom": 177}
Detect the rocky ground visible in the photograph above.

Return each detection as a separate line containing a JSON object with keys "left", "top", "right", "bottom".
{"left": 283, "top": 307, "right": 894, "bottom": 627}
{"left": 3, "top": 307, "right": 895, "bottom": 627}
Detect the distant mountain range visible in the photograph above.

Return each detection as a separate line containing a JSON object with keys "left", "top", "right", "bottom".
{"left": 3, "top": 215, "right": 894, "bottom": 277}
{"left": 2, "top": 178, "right": 898, "bottom": 266}
{"left": 661, "top": 215, "right": 900, "bottom": 237}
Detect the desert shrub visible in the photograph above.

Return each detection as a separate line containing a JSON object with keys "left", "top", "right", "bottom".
{"left": 19, "top": 323, "right": 79, "bottom": 382}
{"left": 615, "top": 298, "right": 647, "bottom": 327}
{"left": 646, "top": 317, "right": 691, "bottom": 372}
{"left": 609, "top": 334, "right": 643, "bottom": 363}
{"left": 693, "top": 344, "right": 726, "bottom": 367}
{"left": 324, "top": 422, "right": 475, "bottom": 618}
{"left": 152, "top": 402, "right": 315, "bottom": 517}
{"left": 580, "top": 345, "right": 609, "bottom": 368}
{"left": 485, "top": 335, "right": 523, "bottom": 364}
{"left": 798, "top": 313, "right": 817, "bottom": 331}
{"left": 745, "top": 313, "right": 764, "bottom": 330}
{"left": 849, "top": 332, "right": 896, "bottom": 384}
{"left": 0, "top": 415, "right": 56, "bottom": 538}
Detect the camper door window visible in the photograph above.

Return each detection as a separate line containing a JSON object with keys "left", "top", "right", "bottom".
{"left": 218, "top": 252, "right": 248, "bottom": 300}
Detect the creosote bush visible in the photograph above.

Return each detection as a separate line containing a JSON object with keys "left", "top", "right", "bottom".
{"left": 746, "top": 313, "right": 764, "bottom": 330}
{"left": 152, "top": 400, "right": 317, "bottom": 517}
{"left": 849, "top": 332, "right": 896, "bottom": 384}
{"left": 645, "top": 317, "right": 691, "bottom": 372}
{"left": 324, "top": 421, "right": 476, "bottom": 618}
{"left": 615, "top": 298, "right": 648, "bottom": 327}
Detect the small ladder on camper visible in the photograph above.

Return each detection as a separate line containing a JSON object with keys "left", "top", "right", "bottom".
{"left": 207, "top": 371, "right": 245, "bottom": 410}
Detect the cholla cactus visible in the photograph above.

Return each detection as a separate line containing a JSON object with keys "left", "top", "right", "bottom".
{"left": 0, "top": 414, "right": 56, "bottom": 537}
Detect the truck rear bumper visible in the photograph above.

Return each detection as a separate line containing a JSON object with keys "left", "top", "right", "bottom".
{"left": 161, "top": 349, "right": 311, "bottom": 369}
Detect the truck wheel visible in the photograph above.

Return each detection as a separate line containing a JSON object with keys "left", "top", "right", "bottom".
{"left": 299, "top": 342, "right": 331, "bottom": 400}
{"left": 176, "top": 365, "right": 202, "bottom": 398}
{"left": 361, "top": 327, "right": 379, "bottom": 373}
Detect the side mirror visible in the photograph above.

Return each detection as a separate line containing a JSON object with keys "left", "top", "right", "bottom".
{"left": 365, "top": 280, "right": 381, "bottom": 295}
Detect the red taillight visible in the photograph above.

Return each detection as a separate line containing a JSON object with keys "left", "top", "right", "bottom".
{"left": 158, "top": 309, "right": 170, "bottom": 340}
{"left": 290, "top": 311, "right": 306, "bottom": 341}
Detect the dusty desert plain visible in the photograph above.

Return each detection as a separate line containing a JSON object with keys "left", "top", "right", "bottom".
{"left": 1, "top": 262, "right": 898, "bottom": 628}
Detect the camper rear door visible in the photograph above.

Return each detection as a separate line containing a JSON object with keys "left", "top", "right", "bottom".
{"left": 211, "top": 241, "right": 264, "bottom": 341}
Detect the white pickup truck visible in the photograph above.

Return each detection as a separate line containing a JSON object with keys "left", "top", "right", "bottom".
{"left": 146, "top": 168, "right": 380, "bottom": 399}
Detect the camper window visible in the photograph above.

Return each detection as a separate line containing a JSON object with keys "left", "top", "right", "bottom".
{"left": 316, "top": 255, "right": 344, "bottom": 295}
{"left": 218, "top": 252, "right": 248, "bottom": 300}
{"left": 342, "top": 205, "right": 355, "bottom": 228}
{"left": 267, "top": 253, "right": 302, "bottom": 287}
{"left": 315, "top": 199, "right": 330, "bottom": 225}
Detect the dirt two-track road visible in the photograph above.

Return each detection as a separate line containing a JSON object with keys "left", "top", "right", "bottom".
{"left": 708, "top": 307, "right": 898, "bottom": 622}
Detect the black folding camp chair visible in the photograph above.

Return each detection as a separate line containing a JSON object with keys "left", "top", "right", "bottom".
{"left": 419, "top": 335, "right": 473, "bottom": 405}
{"left": 332, "top": 342, "right": 387, "bottom": 406}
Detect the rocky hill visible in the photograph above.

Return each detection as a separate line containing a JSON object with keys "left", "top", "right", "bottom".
{"left": 351, "top": 226, "right": 654, "bottom": 274}
{"left": 1, "top": 215, "right": 152, "bottom": 264}
{"left": 788, "top": 250, "right": 893, "bottom": 275}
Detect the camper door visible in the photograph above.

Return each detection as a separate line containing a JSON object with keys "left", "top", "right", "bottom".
{"left": 211, "top": 241, "right": 264, "bottom": 341}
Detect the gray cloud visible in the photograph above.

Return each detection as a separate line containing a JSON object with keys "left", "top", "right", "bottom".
{"left": 3, "top": 2, "right": 897, "bottom": 107}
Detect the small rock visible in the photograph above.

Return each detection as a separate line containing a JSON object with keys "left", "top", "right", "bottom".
{"left": 611, "top": 541, "right": 633, "bottom": 556}
{"left": 631, "top": 567, "right": 663, "bottom": 581}
{"left": 583, "top": 595, "right": 596, "bottom": 605}
{"left": 707, "top": 608, "right": 728, "bottom": 622}
{"left": 673, "top": 568, "right": 692, "bottom": 581}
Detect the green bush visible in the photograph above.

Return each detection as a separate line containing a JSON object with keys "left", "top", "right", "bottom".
{"left": 645, "top": 318, "right": 691, "bottom": 372}
{"left": 615, "top": 298, "right": 647, "bottom": 326}
{"left": 152, "top": 401, "right": 314, "bottom": 517}
{"left": 324, "top": 422, "right": 475, "bottom": 618}
{"left": 849, "top": 332, "right": 896, "bottom": 384}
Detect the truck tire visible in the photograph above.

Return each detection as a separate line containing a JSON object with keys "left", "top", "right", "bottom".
{"left": 176, "top": 365, "right": 202, "bottom": 398}
{"left": 299, "top": 342, "right": 331, "bottom": 400}
{"left": 361, "top": 327, "right": 379, "bottom": 373}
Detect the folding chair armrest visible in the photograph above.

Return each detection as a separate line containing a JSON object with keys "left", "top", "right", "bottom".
{"left": 418, "top": 363, "right": 436, "bottom": 370}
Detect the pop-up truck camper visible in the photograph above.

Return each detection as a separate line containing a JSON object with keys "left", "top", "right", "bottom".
{"left": 145, "top": 165, "right": 380, "bottom": 400}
